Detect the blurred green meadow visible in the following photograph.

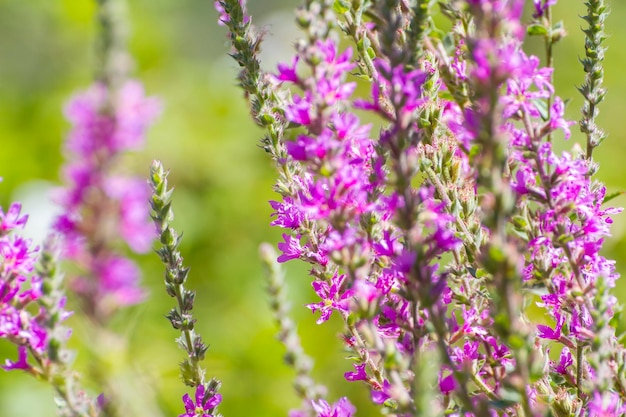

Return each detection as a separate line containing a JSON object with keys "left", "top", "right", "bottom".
{"left": 0, "top": 1, "right": 625, "bottom": 416}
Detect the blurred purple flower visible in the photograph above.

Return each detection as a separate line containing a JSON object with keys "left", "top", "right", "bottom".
{"left": 311, "top": 397, "right": 356, "bottom": 417}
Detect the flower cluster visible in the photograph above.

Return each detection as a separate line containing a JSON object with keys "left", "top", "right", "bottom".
{"left": 54, "top": 81, "right": 160, "bottom": 322}
{"left": 0, "top": 203, "right": 96, "bottom": 416}
{"left": 0, "top": 203, "right": 47, "bottom": 372}
{"left": 217, "top": 0, "right": 624, "bottom": 415}
{"left": 2, "top": 0, "right": 623, "bottom": 416}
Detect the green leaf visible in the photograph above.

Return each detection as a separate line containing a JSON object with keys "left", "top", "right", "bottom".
{"left": 333, "top": 0, "right": 349, "bottom": 13}
{"left": 527, "top": 24, "right": 548, "bottom": 36}
{"left": 476, "top": 268, "right": 489, "bottom": 279}
{"left": 531, "top": 97, "right": 549, "bottom": 121}
{"left": 511, "top": 215, "right": 528, "bottom": 230}
{"left": 603, "top": 190, "right": 625, "bottom": 204}
{"left": 411, "top": 171, "right": 427, "bottom": 188}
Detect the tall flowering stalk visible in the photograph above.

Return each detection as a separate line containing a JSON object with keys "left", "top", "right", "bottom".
{"left": 51, "top": 2, "right": 162, "bottom": 417}
{"left": 54, "top": 80, "right": 160, "bottom": 322}
{"left": 150, "top": 160, "right": 223, "bottom": 417}
{"left": 54, "top": 0, "right": 159, "bottom": 323}
{"left": 217, "top": 0, "right": 625, "bottom": 415}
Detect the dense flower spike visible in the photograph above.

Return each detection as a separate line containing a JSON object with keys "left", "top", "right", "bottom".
{"left": 217, "top": 0, "right": 622, "bottom": 415}
{"left": 0, "top": 204, "right": 98, "bottom": 416}
{"left": 54, "top": 80, "right": 160, "bottom": 322}
{"left": 0, "top": 203, "right": 46, "bottom": 368}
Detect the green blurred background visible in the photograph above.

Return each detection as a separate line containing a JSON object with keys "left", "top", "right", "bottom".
{"left": 0, "top": 1, "right": 624, "bottom": 416}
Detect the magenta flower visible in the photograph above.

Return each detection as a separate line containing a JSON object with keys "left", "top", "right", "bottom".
{"left": 97, "top": 256, "right": 145, "bottom": 306}
{"left": 55, "top": 80, "right": 160, "bottom": 319}
{"left": 533, "top": 0, "right": 557, "bottom": 18}
{"left": 537, "top": 312, "right": 565, "bottom": 341}
{"left": 307, "top": 274, "right": 353, "bottom": 324}
{"left": 275, "top": 56, "right": 300, "bottom": 83}
{"left": 277, "top": 234, "right": 303, "bottom": 263}
{"left": 284, "top": 94, "right": 313, "bottom": 126}
{"left": 180, "top": 385, "right": 222, "bottom": 417}
{"left": 344, "top": 363, "right": 367, "bottom": 382}
{"left": 311, "top": 397, "right": 356, "bottom": 417}
{"left": 2, "top": 345, "right": 29, "bottom": 371}
{"left": 371, "top": 380, "right": 391, "bottom": 405}
{"left": 0, "top": 201, "right": 73, "bottom": 377}
{"left": 587, "top": 391, "right": 626, "bottom": 417}
{"left": 553, "top": 347, "right": 573, "bottom": 375}
{"left": 269, "top": 198, "right": 304, "bottom": 229}
{"left": 548, "top": 97, "right": 575, "bottom": 139}
{"left": 0, "top": 203, "right": 28, "bottom": 233}
{"left": 438, "top": 370, "right": 456, "bottom": 395}
{"left": 103, "top": 177, "right": 154, "bottom": 253}
{"left": 64, "top": 81, "right": 160, "bottom": 155}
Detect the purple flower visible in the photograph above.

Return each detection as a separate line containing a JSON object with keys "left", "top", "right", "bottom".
{"left": 2, "top": 345, "right": 29, "bottom": 371}
{"left": 533, "top": 0, "right": 557, "bottom": 18}
{"left": 97, "top": 256, "right": 145, "bottom": 306}
{"left": 103, "top": 177, "right": 154, "bottom": 253}
{"left": 0, "top": 203, "right": 28, "bottom": 234}
{"left": 0, "top": 234, "right": 38, "bottom": 280}
{"left": 548, "top": 97, "right": 575, "bottom": 139}
{"left": 307, "top": 274, "right": 353, "bottom": 324}
{"left": 356, "top": 60, "right": 427, "bottom": 128}
{"left": 438, "top": 370, "right": 456, "bottom": 395}
{"left": 284, "top": 94, "right": 313, "bottom": 126}
{"left": 344, "top": 363, "right": 367, "bottom": 382}
{"left": 554, "top": 347, "right": 573, "bottom": 375}
{"left": 55, "top": 81, "right": 159, "bottom": 317}
{"left": 277, "top": 234, "right": 303, "bottom": 263}
{"left": 286, "top": 133, "right": 330, "bottom": 161}
{"left": 372, "top": 230, "right": 400, "bottom": 257}
{"left": 269, "top": 198, "right": 304, "bottom": 229}
{"left": 275, "top": 56, "right": 300, "bottom": 83}
{"left": 311, "top": 398, "right": 356, "bottom": 417}
{"left": 537, "top": 312, "right": 565, "bottom": 341}
{"left": 587, "top": 391, "right": 626, "bottom": 417}
{"left": 371, "top": 380, "right": 391, "bottom": 404}
{"left": 179, "top": 385, "right": 222, "bottom": 417}
{"left": 64, "top": 81, "right": 160, "bottom": 155}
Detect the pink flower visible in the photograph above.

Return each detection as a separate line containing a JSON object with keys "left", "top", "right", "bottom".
{"left": 55, "top": 81, "right": 159, "bottom": 316}
{"left": 537, "top": 312, "right": 565, "bottom": 341}
{"left": 533, "top": 0, "right": 557, "bottom": 18}
{"left": 0, "top": 203, "right": 28, "bottom": 233}
{"left": 179, "top": 385, "right": 222, "bottom": 417}
{"left": 2, "top": 345, "right": 29, "bottom": 371}
{"left": 438, "top": 370, "right": 456, "bottom": 395}
{"left": 371, "top": 380, "right": 391, "bottom": 404}
{"left": 307, "top": 274, "right": 352, "bottom": 324}
{"left": 277, "top": 234, "right": 303, "bottom": 263}
{"left": 312, "top": 397, "right": 356, "bottom": 417}
{"left": 104, "top": 177, "right": 155, "bottom": 253}
{"left": 587, "top": 391, "right": 626, "bottom": 417}
{"left": 98, "top": 256, "right": 145, "bottom": 306}
{"left": 344, "top": 363, "right": 367, "bottom": 382}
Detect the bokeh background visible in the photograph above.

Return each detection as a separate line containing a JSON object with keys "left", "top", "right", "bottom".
{"left": 0, "top": 1, "right": 624, "bottom": 416}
